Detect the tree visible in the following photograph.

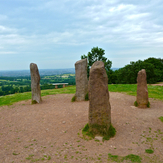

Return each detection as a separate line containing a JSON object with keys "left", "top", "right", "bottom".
{"left": 144, "top": 57, "right": 163, "bottom": 82}
{"left": 81, "top": 47, "right": 112, "bottom": 81}
{"left": 114, "top": 59, "right": 157, "bottom": 84}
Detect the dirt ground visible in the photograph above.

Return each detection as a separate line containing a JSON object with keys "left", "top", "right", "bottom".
{"left": 0, "top": 92, "right": 163, "bottom": 163}
{"left": 150, "top": 83, "right": 163, "bottom": 86}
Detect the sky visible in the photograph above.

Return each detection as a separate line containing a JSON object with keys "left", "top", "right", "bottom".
{"left": 0, "top": 0, "right": 163, "bottom": 70}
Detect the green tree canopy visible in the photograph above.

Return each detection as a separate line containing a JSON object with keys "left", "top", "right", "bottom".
{"left": 113, "top": 58, "right": 163, "bottom": 84}
{"left": 81, "top": 47, "right": 112, "bottom": 82}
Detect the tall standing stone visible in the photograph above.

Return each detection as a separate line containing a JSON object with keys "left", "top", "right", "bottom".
{"left": 30, "top": 63, "right": 42, "bottom": 104}
{"left": 136, "top": 69, "right": 149, "bottom": 108}
{"left": 75, "top": 58, "right": 88, "bottom": 101}
{"left": 89, "top": 61, "right": 111, "bottom": 135}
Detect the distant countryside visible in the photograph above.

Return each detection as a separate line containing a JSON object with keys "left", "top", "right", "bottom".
{"left": 0, "top": 73, "right": 75, "bottom": 96}
{"left": 0, "top": 57, "right": 163, "bottom": 97}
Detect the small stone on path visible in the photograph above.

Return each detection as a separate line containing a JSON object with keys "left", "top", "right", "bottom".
{"left": 95, "top": 136, "right": 103, "bottom": 141}
{"left": 130, "top": 106, "right": 137, "bottom": 109}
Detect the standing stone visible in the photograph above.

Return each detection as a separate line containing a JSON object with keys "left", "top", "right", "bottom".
{"left": 136, "top": 69, "right": 149, "bottom": 108}
{"left": 30, "top": 63, "right": 42, "bottom": 104}
{"left": 75, "top": 58, "right": 88, "bottom": 101}
{"left": 89, "top": 61, "right": 111, "bottom": 135}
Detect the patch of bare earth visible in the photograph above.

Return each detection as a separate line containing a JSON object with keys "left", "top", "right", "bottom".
{"left": 150, "top": 83, "right": 163, "bottom": 86}
{"left": 0, "top": 92, "right": 163, "bottom": 163}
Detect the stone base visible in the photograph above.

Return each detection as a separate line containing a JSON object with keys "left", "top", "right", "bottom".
{"left": 82, "top": 123, "right": 116, "bottom": 141}
{"left": 89, "top": 124, "right": 111, "bottom": 136}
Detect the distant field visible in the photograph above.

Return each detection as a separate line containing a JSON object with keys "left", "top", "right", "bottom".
{"left": 0, "top": 84, "right": 163, "bottom": 107}
{"left": 42, "top": 74, "right": 75, "bottom": 79}
{"left": 0, "top": 74, "right": 76, "bottom": 96}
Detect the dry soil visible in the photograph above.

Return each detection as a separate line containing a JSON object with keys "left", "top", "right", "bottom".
{"left": 0, "top": 92, "right": 163, "bottom": 163}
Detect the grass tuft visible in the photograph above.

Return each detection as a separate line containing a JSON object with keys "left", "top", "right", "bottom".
{"left": 103, "top": 124, "right": 116, "bottom": 141}
{"left": 82, "top": 123, "right": 116, "bottom": 141}
{"left": 122, "top": 154, "right": 142, "bottom": 163}
{"left": 12, "top": 152, "right": 20, "bottom": 155}
{"left": 108, "top": 153, "right": 142, "bottom": 163}
{"left": 31, "top": 100, "right": 37, "bottom": 104}
{"left": 159, "top": 116, "right": 163, "bottom": 122}
{"left": 85, "top": 93, "right": 89, "bottom": 101}
{"left": 134, "top": 101, "right": 150, "bottom": 108}
{"left": 147, "top": 101, "right": 150, "bottom": 108}
{"left": 145, "top": 149, "right": 154, "bottom": 154}
{"left": 108, "top": 153, "right": 119, "bottom": 162}
{"left": 82, "top": 123, "right": 94, "bottom": 138}
{"left": 82, "top": 123, "right": 89, "bottom": 132}
{"left": 134, "top": 101, "right": 138, "bottom": 107}
{"left": 71, "top": 95, "right": 76, "bottom": 102}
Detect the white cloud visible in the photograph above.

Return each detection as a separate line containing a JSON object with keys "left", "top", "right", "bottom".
{"left": 0, "top": 51, "right": 16, "bottom": 55}
{"left": 0, "top": 25, "right": 18, "bottom": 34}
{"left": 109, "top": 4, "right": 136, "bottom": 12}
{"left": 0, "top": 34, "right": 27, "bottom": 45}
{"left": 0, "top": 0, "right": 163, "bottom": 70}
{"left": 126, "top": 13, "right": 150, "bottom": 20}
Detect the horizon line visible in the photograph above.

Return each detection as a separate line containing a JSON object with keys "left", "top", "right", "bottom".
{"left": 0, "top": 67, "right": 120, "bottom": 71}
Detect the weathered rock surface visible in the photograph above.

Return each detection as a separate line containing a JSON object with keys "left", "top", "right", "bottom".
{"left": 88, "top": 61, "right": 111, "bottom": 135}
{"left": 136, "top": 69, "right": 149, "bottom": 108}
{"left": 30, "top": 63, "right": 42, "bottom": 104}
{"left": 75, "top": 58, "right": 88, "bottom": 101}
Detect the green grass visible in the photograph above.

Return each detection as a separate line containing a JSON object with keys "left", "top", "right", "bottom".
{"left": 108, "top": 153, "right": 119, "bottom": 162}
{"left": 71, "top": 95, "right": 76, "bottom": 102}
{"left": 109, "top": 84, "right": 163, "bottom": 101}
{"left": 145, "top": 149, "right": 154, "bottom": 154}
{"left": 122, "top": 154, "right": 142, "bottom": 163}
{"left": 108, "top": 84, "right": 137, "bottom": 96}
{"left": 108, "top": 153, "right": 142, "bottom": 163}
{"left": 134, "top": 101, "right": 138, "bottom": 107}
{"left": 85, "top": 92, "right": 89, "bottom": 101}
{"left": 82, "top": 123, "right": 116, "bottom": 141}
{"left": 0, "top": 86, "right": 76, "bottom": 106}
{"left": 32, "top": 100, "right": 38, "bottom": 104}
{"left": 159, "top": 116, "right": 163, "bottom": 122}
{"left": 134, "top": 101, "right": 150, "bottom": 108}
{"left": 1, "top": 84, "right": 163, "bottom": 107}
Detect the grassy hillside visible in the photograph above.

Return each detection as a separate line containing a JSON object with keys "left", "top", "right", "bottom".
{"left": 0, "top": 86, "right": 76, "bottom": 106}
{"left": 0, "top": 84, "right": 163, "bottom": 106}
{"left": 109, "top": 84, "right": 163, "bottom": 101}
